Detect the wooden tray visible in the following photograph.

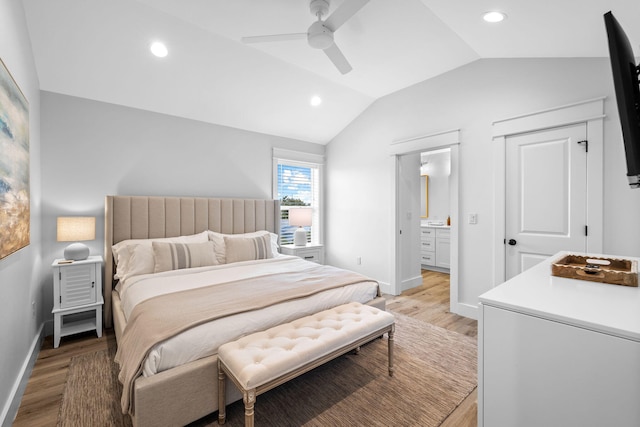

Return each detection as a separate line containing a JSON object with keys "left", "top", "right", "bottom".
{"left": 551, "top": 254, "right": 638, "bottom": 287}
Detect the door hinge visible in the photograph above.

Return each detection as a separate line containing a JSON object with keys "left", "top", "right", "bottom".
{"left": 59, "top": 296, "right": 62, "bottom": 304}
{"left": 585, "top": 225, "right": 588, "bottom": 236}
{"left": 577, "top": 140, "right": 588, "bottom": 152}
{"left": 59, "top": 271, "right": 62, "bottom": 280}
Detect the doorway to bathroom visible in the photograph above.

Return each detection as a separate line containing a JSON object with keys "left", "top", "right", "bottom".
{"left": 420, "top": 148, "right": 451, "bottom": 272}
{"left": 390, "top": 129, "right": 462, "bottom": 316}
{"left": 419, "top": 148, "right": 452, "bottom": 318}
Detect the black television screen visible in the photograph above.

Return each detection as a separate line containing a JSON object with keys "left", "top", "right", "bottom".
{"left": 604, "top": 11, "right": 640, "bottom": 188}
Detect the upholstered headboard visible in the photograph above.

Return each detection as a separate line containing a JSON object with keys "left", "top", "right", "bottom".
{"left": 103, "top": 195, "right": 281, "bottom": 327}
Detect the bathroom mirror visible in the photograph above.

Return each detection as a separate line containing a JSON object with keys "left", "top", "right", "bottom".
{"left": 420, "top": 174, "right": 428, "bottom": 218}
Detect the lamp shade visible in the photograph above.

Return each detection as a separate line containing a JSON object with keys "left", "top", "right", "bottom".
{"left": 289, "top": 207, "right": 312, "bottom": 246}
{"left": 57, "top": 217, "right": 96, "bottom": 261}
{"left": 57, "top": 217, "right": 96, "bottom": 241}
{"left": 288, "top": 207, "right": 312, "bottom": 227}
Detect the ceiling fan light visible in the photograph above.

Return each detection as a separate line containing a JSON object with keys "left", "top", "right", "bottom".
{"left": 308, "top": 21, "right": 334, "bottom": 49}
{"left": 310, "top": 95, "right": 322, "bottom": 106}
{"left": 483, "top": 11, "right": 506, "bottom": 23}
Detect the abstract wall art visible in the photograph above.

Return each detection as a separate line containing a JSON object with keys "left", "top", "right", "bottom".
{"left": 0, "top": 58, "right": 29, "bottom": 259}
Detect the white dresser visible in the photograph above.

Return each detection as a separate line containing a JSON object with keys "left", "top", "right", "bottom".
{"left": 478, "top": 252, "right": 640, "bottom": 427}
{"left": 420, "top": 226, "right": 450, "bottom": 271}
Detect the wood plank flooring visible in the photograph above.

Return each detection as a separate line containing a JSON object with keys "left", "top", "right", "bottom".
{"left": 13, "top": 269, "right": 477, "bottom": 426}
{"left": 385, "top": 270, "right": 478, "bottom": 426}
{"left": 385, "top": 269, "right": 478, "bottom": 338}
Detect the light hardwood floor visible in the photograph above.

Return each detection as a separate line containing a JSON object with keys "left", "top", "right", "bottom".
{"left": 383, "top": 269, "right": 478, "bottom": 427}
{"left": 13, "top": 269, "right": 477, "bottom": 426}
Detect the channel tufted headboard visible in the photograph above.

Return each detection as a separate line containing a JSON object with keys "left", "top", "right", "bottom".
{"left": 103, "top": 195, "right": 281, "bottom": 327}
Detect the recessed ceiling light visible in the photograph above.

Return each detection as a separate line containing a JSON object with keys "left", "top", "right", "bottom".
{"left": 310, "top": 95, "right": 322, "bottom": 107}
{"left": 150, "top": 41, "right": 168, "bottom": 58}
{"left": 483, "top": 11, "right": 506, "bottom": 23}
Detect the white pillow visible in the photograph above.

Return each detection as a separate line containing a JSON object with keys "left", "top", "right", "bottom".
{"left": 112, "top": 231, "right": 209, "bottom": 281}
{"left": 208, "top": 230, "right": 279, "bottom": 264}
{"left": 207, "top": 231, "right": 226, "bottom": 264}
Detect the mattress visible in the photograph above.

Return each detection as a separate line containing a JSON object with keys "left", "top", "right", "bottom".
{"left": 117, "top": 255, "right": 379, "bottom": 376}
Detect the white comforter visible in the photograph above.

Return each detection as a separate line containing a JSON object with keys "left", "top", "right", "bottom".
{"left": 117, "top": 255, "right": 379, "bottom": 376}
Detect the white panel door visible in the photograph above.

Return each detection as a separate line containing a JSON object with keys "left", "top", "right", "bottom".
{"left": 398, "top": 153, "right": 421, "bottom": 287}
{"left": 505, "top": 123, "right": 587, "bottom": 280}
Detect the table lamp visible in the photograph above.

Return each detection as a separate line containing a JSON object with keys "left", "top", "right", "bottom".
{"left": 288, "top": 207, "right": 312, "bottom": 246}
{"left": 57, "top": 216, "right": 96, "bottom": 260}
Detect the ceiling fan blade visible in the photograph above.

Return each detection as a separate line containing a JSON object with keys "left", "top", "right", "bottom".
{"left": 241, "top": 33, "right": 307, "bottom": 44}
{"left": 324, "top": 0, "right": 370, "bottom": 32}
{"left": 323, "top": 43, "right": 352, "bottom": 74}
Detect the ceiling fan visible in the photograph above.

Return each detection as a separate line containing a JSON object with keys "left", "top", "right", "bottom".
{"left": 241, "top": 0, "right": 370, "bottom": 75}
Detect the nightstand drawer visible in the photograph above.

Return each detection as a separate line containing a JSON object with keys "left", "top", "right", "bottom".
{"left": 279, "top": 244, "right": 324, "bottom": 264}
{"left": 297, "top": 250, "right": 321, "bottom": 263}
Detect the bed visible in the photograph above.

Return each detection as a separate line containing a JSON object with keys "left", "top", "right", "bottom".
{"left": 104, "top": 195, "right": 385, "bottom": 427}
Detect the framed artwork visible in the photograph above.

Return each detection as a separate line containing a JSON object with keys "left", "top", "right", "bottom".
{"left": 0, "top": 58, "right": 29, "bottom": 259}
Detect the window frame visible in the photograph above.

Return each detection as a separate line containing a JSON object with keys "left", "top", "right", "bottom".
{"left": 272, "top": 148, "right": 324, "bottom": 246}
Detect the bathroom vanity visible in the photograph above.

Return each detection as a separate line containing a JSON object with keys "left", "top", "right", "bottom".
{"left": 420, "top": 224, "right": 450, "bottom": 271}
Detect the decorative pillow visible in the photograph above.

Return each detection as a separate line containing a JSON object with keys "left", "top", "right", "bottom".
{"left": 209, "top": 230, "right": 279, "bottom": 264}
{"left": 207, "top": 231, "right": 226, "bottom": 264}
{"left": 223, "top": 234, "right": 274, "bottom": 264}
{"left": 112, "top": 231, "right": 209, "bottom": 280}
{"left": 153, "top": 241, "right": 218, "bottom": 273}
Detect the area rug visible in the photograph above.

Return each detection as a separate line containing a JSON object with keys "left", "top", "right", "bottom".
{"left": 57, "top": 312, "right": 477, "bottom": 427}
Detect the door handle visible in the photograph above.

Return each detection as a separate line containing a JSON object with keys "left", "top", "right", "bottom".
{"left": 508, "top": 239, "right": 517, "bottom": 246}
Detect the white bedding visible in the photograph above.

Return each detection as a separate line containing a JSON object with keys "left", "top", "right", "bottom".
{"left": 117, "top": 255, "right": 379, "bottom": 376}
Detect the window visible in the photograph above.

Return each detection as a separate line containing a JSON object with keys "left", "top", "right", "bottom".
{"left": 273, "top": 149, "right": 323, "bottom": 245}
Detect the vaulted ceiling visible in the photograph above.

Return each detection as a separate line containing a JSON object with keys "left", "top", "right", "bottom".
{"left": 22, "top": 0, "right": 639, "bottom": 144}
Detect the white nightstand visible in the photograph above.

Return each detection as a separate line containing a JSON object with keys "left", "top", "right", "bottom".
{"left": 51, "top": 256, "right": 103, "bottom": 348}
{"left": 280, "top": 244, "right": 324, "bottom": 264}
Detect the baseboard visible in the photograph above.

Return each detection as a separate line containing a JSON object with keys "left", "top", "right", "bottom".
{"left": 421, "top": 265, "right": 451, "bottom": 274}
{"left": 401, "top": 275, "right": 423, "bottom": 292}
{"left": 1, "top": 324, "right": 44, "bottom": 427}
{"left": 377, "top": 281, "right": 395, "bottom": 296}
{"left": 452, "top": 302, "right": 478, "bottom": 320}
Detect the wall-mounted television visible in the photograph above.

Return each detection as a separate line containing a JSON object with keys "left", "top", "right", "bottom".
{"left": 604, "top": 11, "right": 640, "bottom": 189}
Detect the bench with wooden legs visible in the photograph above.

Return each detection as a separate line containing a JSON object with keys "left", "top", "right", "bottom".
{"left": 217, "top": 302, "right": 395, "bottom": 426}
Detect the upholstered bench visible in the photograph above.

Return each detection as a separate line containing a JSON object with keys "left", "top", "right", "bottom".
{"left": 217, "top": 302, "right": 395, "bottom": 426}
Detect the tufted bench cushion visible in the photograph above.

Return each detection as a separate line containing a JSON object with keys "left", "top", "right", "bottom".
{"left": 217, "top": 302, "right": 395, "bottom": 426}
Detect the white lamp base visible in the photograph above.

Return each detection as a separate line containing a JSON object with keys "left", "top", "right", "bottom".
{"left": 293, "top": 227, "right": 307, "bottom": 246}
{"left": 64, "top": 242, "right": 90, "bottom": 261}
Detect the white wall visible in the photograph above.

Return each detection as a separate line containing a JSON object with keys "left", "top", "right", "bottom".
{"left": 39, "top": 91, "right": 324, "bottom": 330}
{"left": 0, "top": 1, "right": 42, "bottom": 425}
{"left": 326, "top": 58, "right": 640, "bottom": 312}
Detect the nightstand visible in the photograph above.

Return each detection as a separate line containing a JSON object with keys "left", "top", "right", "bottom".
{"left": 280, "top": 244, "right": 324, "bottom": 264}
{"left": 51, "top": 256, "right": 103, "bottom": 348}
